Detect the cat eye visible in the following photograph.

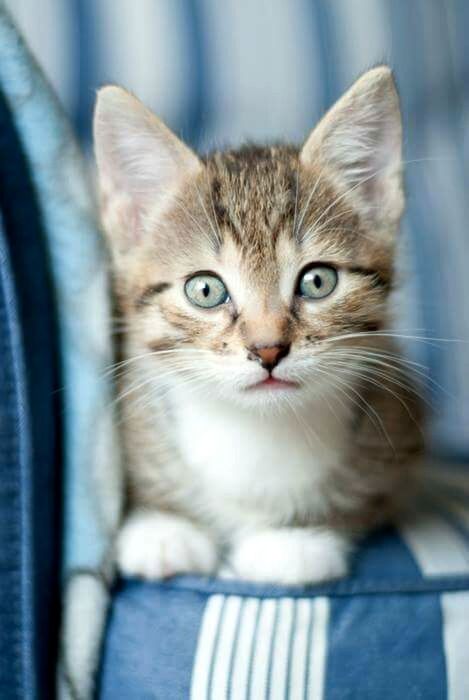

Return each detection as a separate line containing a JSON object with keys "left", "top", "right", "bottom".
{"left": 297, "top": 265, "right": 338, "bottom": 300}
{"left": 184, "top": 273, "right": 229, "bottom": 309}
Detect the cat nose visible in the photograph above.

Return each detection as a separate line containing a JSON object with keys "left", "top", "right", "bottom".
{"left": 247, "top": 343, "right": 290, "bottom": 371}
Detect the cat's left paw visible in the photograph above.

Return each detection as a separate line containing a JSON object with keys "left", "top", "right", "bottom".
{"left": 229, "top": 528, "right": 349, "bottom": 585}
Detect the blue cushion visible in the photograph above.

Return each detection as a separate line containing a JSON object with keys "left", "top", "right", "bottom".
{"left": 99, "top": 475, "right": 469, "bottom": 699}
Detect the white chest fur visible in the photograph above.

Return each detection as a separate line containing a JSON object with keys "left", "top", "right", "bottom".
{"left": 170, "top": 389, "right": 352, "bottom": 533}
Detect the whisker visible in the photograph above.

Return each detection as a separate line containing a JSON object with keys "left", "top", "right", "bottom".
{"left": 194, "top": 181, "right": 223, "bottom": 251}
{"left": 285, "top": 394, "right": 324, "bottom": 450}
{"left": 324, "top": 348, "right": 449, "bottom": 399}
{"left": 171, "top": 192, "right": 219, "bottom": 252}
{"left": 294, "top": 168, "right": 324, "bottom": 240}
{"left": 102, "top": 347, "right": 209, "bottom": 378}
{"left": 332, "top": 345, "right": 430, "bottom": 370}
{"left": 205, "top": 169, "right": 224, "bottom": 247}
{"left": 324, "top": 359, "right": 431, "bottom": 424}
{"left": 296, "top": 157, "right": 456, "bottom": 243}
{"left": 322, "top": 330, "right": 465, "bottom": 348}
{"left": 291, "top": 161, "right": 300, "bottom": 240}
{"left": 324, "top": 349, "right": 430, "bottom": 384}
{"left": 313, "top": 363, "right": 395, "bottom": 451}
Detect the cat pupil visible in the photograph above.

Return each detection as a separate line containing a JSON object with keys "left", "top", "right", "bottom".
{"left": 202, "top": 283, "right": 210, "bottom": 298}
{"left": 314, "top": 275, "right": 322, "bottom": 289}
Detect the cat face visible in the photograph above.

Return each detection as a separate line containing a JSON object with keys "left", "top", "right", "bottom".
{"left": 94, "top": 67, "right": 403, "bottom": 409}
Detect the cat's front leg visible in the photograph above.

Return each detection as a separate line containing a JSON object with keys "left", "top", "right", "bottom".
{"left": 228, "top": 527, "right": 350, "bottom": 585}
{"left": 116, "top": 510, "right": 218, "bottom": 579}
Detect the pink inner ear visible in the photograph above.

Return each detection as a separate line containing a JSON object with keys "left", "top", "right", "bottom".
{"left": 99, "top": 173, "right": 145, "bottom": 250}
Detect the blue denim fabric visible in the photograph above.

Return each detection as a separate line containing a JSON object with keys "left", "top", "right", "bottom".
{"left": 0, "top": 215, "right": 34, "bottom": 699}
{"left": 0, "top": 85, "right": 61, "bottom": 699}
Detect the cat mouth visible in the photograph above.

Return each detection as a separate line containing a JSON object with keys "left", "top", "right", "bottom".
{"left": 246, "top": 376, "right": 300, "bottom": 391}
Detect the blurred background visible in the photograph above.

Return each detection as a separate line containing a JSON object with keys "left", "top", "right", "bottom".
{"left": 5, "top": 0, "right": 468, "bottom": 458}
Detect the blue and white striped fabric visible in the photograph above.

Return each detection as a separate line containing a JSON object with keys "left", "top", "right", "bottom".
{"left": 99, "top": 466, "right": 469, "bottom": 700}
{"left": 5, "top": 0, "right": 469, "bottom": 457}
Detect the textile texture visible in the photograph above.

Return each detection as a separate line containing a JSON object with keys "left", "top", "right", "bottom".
{"left": 0, "top": 82, "right": 60, "bottom": 698}
{"left": 100, "top": 469, "right": 469, "bottom": 700}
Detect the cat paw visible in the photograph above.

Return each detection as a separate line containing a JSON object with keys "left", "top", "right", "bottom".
{"left": 229, "top": 528, "right": 349, "bottom": 585}
{"left": 116, "top": 511, "right": 218, "bottom": 580}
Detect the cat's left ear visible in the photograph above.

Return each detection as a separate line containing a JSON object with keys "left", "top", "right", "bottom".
{"left": 300, "top": 66, "right": 403, "bottom": 231}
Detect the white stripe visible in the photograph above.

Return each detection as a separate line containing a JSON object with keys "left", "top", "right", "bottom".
{"left": 249, "top": 599, "right": 278, "bottom": 699}
{"left": 230, "top": 597, "right": 261, "bottom": 700}
{"left": 289, "top": 599, "right": 313, "bottom": 699}
{"left": 441, "top": 592, "right": 469, "bottom": 700}
{"left": 270, "top": 598, "right": 295, "bottom": 700}
{"left": 96, "top": 0, "right": 188, "bottom": 124}
{"left": 307, "top": 597, "right": 330, "bottom": 700}
{"left": 398, "top": 512, "right": 469, "bottom": 576}
{"left": 191, "top": 594, "right": 225, "bottom": 700}
{"left": 197, "top": 0, "right": 321, "bottom": 149}
{"left": 210, "top": 596, "right": 243, "bottom": 700}
{"left": 419, "top": 118, "right": 469, "bottom": 452}
{"left": 328, "top": 0, "right": 391, "bottom": 89}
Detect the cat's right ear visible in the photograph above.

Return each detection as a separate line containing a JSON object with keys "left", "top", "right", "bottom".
{"left": 94, "top": 86, "right": 202, "bottom": 252}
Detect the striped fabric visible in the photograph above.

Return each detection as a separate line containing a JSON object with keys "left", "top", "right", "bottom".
{"left": 191, "top": 595, "right": 330, "bottom": 699}
{"left": 99, "top": 466, "right": 469, "bottom": 700}
{"left": 4, "top": 0, "right": 469, "bottom": 457}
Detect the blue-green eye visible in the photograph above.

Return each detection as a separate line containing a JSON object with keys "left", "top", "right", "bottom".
{"left": 298, "top": 265, "right": 338, "bottom": 299}
{"left": 184, "top": 274, "right": 229, "bottom": 308}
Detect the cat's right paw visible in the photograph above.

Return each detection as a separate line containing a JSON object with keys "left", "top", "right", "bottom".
{"left": 116, "top": 511, "right": 217, "bottom": 580}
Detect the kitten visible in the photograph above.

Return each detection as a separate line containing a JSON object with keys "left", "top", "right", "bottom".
{"left": 94, "top": 67, "right": 424, "bottom": 585}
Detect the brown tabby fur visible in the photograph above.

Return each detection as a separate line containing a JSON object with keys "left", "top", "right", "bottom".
{"left": 112, "top": 143, "right": 423, "bottom": 529}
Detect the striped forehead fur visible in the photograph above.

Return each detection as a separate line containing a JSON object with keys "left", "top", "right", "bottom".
{"left": 200, "top": 145, "right": 394, "bottom": 278}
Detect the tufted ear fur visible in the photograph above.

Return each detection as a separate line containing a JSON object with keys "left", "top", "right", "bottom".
{"left": 93, "top": 86, "right": 202, "bottom": 254}
{"left": 300, "top": 66, "right": 404, "bottom": 234}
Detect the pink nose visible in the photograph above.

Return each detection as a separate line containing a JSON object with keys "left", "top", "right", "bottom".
{"left": 248, "top": 344, "right": 290, "bottom": 371}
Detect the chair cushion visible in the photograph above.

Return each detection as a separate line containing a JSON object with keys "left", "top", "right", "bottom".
{"left": 99, "top": 469, "right": 469, "bottom": 699}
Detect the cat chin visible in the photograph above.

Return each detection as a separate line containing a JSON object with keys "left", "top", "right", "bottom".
{"left": 228, "top": 383, "right": 310, "bottom": 412}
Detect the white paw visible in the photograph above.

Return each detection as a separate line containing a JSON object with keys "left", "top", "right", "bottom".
{"left": 116, "top": 511, "right": 218, "bottom": 580}
{"left": 229, "top": 528, "right": 349, "bottom": 585}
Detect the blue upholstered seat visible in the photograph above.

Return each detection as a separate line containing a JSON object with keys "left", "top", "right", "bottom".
{"left": 99, "top": 474, "right": 469, "bottom": 699}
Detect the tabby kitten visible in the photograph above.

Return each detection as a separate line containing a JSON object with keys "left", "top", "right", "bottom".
{"left": 94, "top": 67, "right": 423, "bottom": 585}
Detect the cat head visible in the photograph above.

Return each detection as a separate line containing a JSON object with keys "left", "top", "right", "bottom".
{"left": 94, "top": 67, "right": 403, "bottom": 409}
